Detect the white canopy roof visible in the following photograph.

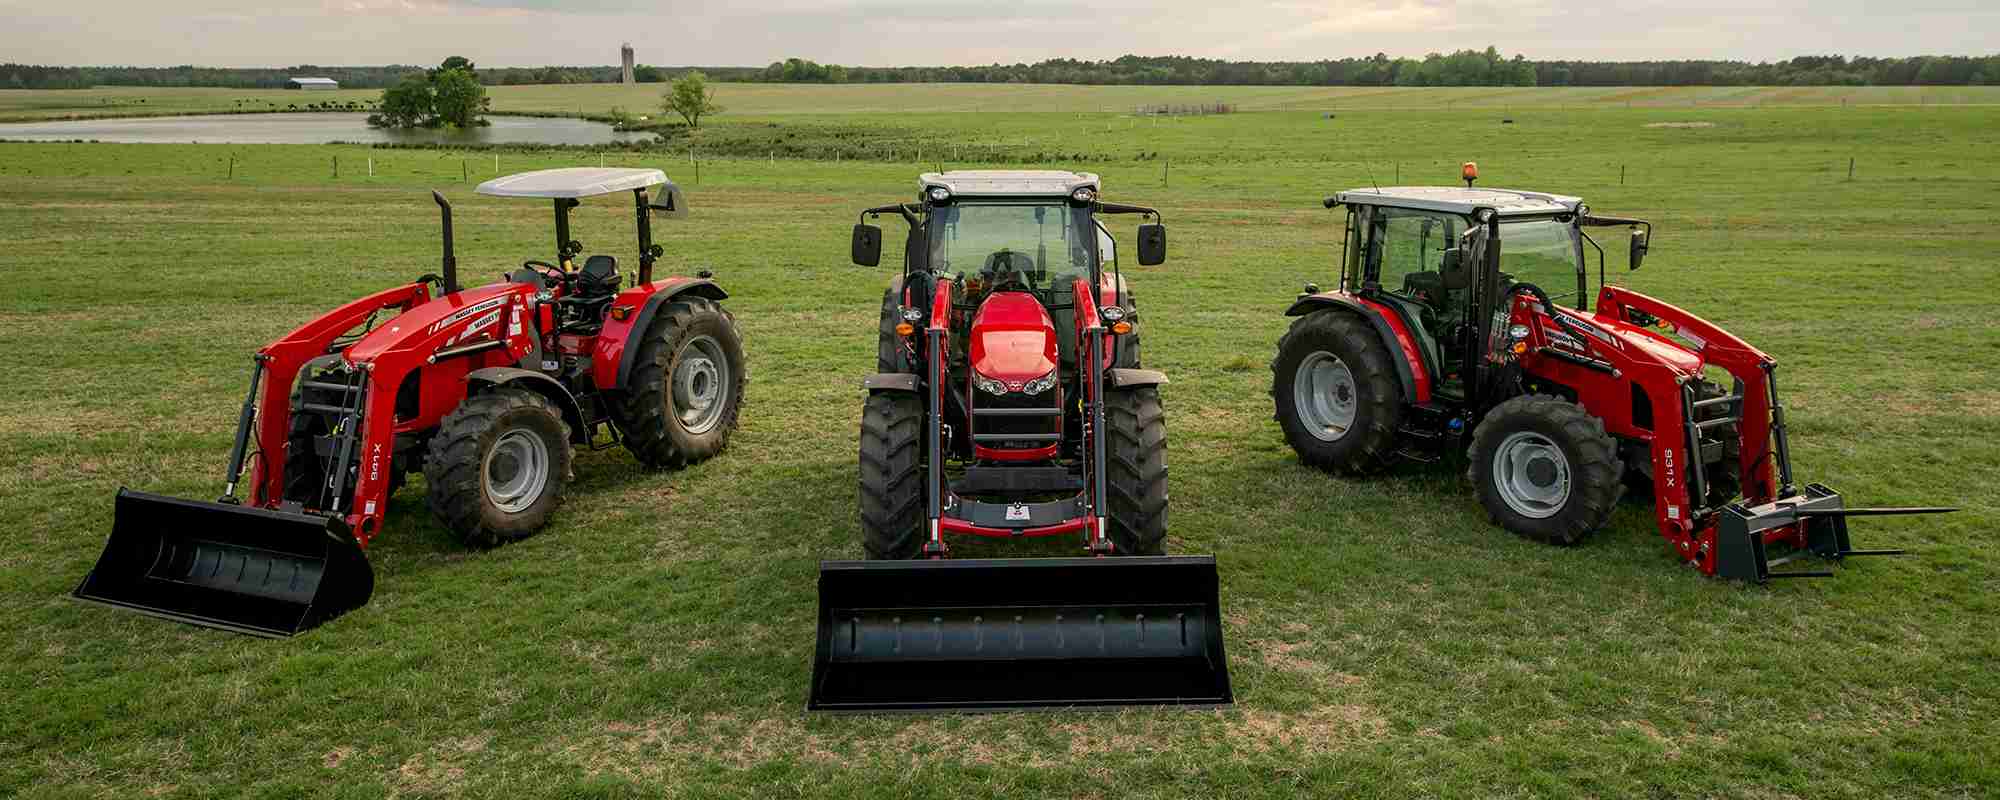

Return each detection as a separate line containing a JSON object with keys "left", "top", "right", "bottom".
{"left": 920, "top": 170, "right": 1099, "bottom": 197}
{"left": 1334, "top": 186, "right": 1581, "bottom": 216}
{"left": 476, "top": 167, "right": 672, "bottom": 199}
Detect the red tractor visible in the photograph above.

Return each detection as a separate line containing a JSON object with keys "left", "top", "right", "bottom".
{"left": 75, "top": 168, "right": 747, "bottom": 636}
{"left": 810, "top": 171, "right": 1231, "bottom": 711}
{"left": 1272, "top": 165, "right": 1950, "bottom": 581}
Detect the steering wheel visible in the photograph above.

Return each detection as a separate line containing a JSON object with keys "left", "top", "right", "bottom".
{"left": 519, "top": 259, "right": 566, "bottom": 288}
{"left": 986, "top": 250, "right": 1038, "bottom": 292}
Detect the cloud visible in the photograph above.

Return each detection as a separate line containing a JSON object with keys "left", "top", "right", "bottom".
{"left": 1, "top": 0, "right": 1995, "bottom": 67}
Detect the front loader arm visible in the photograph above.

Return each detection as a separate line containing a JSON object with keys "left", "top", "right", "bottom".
{"left": 248, "top": 283, "right": 430, "bottom": 506}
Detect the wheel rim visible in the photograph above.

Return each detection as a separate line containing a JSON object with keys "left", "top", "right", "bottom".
{"left": 484, "top": 429, "right": 550, "bottom": 514}
{"left": 1492, "top": 431, "right": 1571, "bottom": 519}
{"left": 1293, "top": 351, "right": 1359, "bottom": 442}
{"left": 672, "top": 334, "right": 730, "bottom": 435}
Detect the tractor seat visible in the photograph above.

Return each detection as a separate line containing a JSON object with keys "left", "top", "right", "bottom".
{"left": 578, "top": 255, "right": 621, "bottom": 295}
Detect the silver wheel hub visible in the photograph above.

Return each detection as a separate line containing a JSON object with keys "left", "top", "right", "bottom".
{"left": 484, "top": 429, "right": 550, "bottom": 514}
{"left": 672, "top": 334, "right": 730, "bottom": 435}
{"left": 1492, "top": 431, "right": 1571, "bottom": 519}
{"left": 1293, "top": 351, "right": 1358, "bottom": 442}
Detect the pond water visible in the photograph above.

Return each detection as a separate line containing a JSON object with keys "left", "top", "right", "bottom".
{"left": 0, "top": 113, "right": 652, "bottom": 145}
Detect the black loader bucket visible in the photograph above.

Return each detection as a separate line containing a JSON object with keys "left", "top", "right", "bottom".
{"left": 73, "top": 488, "right": 374, "bottom": 637}
{"left": 810, "top": 556, "right": 1232, "bottom": 712}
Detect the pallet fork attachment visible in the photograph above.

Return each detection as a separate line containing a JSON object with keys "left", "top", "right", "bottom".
{"left": 1714, "top": 483, "right": 1956, "bottom": 582}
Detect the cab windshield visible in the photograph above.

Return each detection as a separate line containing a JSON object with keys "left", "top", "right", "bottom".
{"left": 1497, "top": 218, "right": 1586, "bottom": 307}
{"left": 927, "top": 203, "right": 1094, "bottom": 294}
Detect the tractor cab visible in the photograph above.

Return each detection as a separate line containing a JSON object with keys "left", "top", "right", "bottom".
{"left": 1323, "top": 184, "right": 1645, "bottom": 401}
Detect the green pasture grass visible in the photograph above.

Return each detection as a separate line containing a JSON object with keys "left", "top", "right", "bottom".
{"left": 0, "top": 104, "right": 1996, "bottom": 797}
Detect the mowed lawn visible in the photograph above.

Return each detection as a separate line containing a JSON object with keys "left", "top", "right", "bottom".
{"left": 1, "top": 102, "right": 1997, "bottom": 798}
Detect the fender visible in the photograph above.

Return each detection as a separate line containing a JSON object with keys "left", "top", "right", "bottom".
{"left": 1105, "top": 368, "right": 1167, "bottom": 390}
{"left": 467, "top": 367, "right": 589, "bottom": 444}
{"left": 593, "top": 277, "right": 729, "bottom": 392}
{"left": 862, "top": 373, "right": 920, "bottom": 392}
{"left": 1284, "top": 293, "right": 1429, "bottom": 405}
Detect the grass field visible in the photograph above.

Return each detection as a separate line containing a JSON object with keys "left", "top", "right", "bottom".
{"left": 2, "top": 92, "right": 1998, "bottom": 798}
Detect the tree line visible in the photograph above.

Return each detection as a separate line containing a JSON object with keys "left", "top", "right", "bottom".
{"left": 5, "top": 51, "right": 1998, "bottom": 91}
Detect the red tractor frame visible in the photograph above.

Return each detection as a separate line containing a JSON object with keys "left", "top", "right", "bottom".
{"left": 75, "top": 167, "right": 747, "bottom": 636}
{"left": 1271, "top": 169, "right": 1949, "bottom": 581}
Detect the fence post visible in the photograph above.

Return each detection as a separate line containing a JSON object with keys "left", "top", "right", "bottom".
{"left": 333, "top": 156, "right": 338, "bottom": 179}
{"left": 1847, "top": 157, "right": 1855, "bottom": 180}
{"left": 367, "top": 156, "right": 374, "bottom": 177}
{"left": 1163, "top": 158, "right": 1170, "bottom": 188}
{"left": 1620, "top": 164, "right": 1625, "bottom": 185}
{"left": 227, "top": 156, "right": 234, "bottom": 180}
{"left": 462, "top": 158, "right": 467, "bottom": 182}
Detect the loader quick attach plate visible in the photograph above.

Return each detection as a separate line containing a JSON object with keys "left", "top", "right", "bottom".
{"left": 72, "top": 488, "right": 374, "bottom": 637}
{"left": 809, "top": 556, "right": 1233, "bottom": 712}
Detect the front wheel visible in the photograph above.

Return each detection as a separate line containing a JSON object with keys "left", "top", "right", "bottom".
{"left": 858, "top": 391, "right": 926, "bottom": 560}
{"left": 616, "top": 296, "right": 747, "bottom": 469}
{"left": 1103, "top": 385, "right": 1168, "bottom": 555}
{"left": 1468, "top": 395, "right": 1623, "bottom": 545}
{"left": 424, "top": 388, "right": 575, "bottom": 547}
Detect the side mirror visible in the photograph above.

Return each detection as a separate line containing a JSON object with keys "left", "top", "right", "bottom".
{"left": 1136, "top": 223, "right": 1167, "bottom": 266}
{"left": 852, "top": 223, "right": 883, "bottom": 267}
{"left": 647, "top": 184, "right": 690, "bottom": 220}
{"left": 1628, "top": 229, "right": 1649, "bottom": 271}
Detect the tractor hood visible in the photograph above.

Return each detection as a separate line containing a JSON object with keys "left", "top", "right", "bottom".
{"left": 1567, "top": 313, "right": 1705, "bottom": 375}
{"left": 968, "top": 291, "right": 1058, "bottom": 384}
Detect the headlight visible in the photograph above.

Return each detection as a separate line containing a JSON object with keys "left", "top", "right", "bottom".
{"left": 1098, "top": 305, "right": 1126, "bottom": 323}
{"left": 899, "top": 306, "right": 923, "bottom": 323}
{"left": 972, "top": 374, "right": 1008, "bottom": 395}
{"left": 1071, "top": 187, "right": 1097, "bottom": 203}
{"left": 927, "top": 186, "right": 951, "bottom": 203}
{"left": 1021, "top": 372, "right": 1058, "bottom": 396}
{"left": 1508, "top": 324, "right": 1531, "bottom": 341}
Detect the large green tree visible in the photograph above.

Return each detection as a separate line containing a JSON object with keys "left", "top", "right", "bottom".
{"left": 369, "top": 56, "right": 487, "bottom": 128}
{"left": 662, "top": 71, "right": 723, "bottom": 129}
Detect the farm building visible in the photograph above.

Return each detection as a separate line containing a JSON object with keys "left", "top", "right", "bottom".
{"left": 285, "top": 77, "right": 338, "bottom": 91}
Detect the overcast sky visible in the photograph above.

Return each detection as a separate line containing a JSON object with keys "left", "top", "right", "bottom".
{"left": 5, "top": 0, "right": 1997, "bottom": 68}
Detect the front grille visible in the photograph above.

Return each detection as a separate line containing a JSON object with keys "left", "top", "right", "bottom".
{"left": 971, "top": 387, "right": 1060, "bottom": 447}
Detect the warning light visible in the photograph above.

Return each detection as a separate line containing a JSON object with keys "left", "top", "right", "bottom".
{"left": 895, "top": 322, "right": 916, "bottom": 336}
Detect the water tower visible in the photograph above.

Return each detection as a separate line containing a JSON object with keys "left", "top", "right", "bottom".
{"left": 621, "top": 43, "right": 635, "bottom": 84}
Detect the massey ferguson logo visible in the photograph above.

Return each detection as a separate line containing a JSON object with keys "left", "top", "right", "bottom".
{"left": 427, "top": 297, "right": 508, "bottom": 336}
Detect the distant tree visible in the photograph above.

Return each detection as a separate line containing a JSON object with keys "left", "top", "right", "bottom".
{"left": 431, "top": 66, "right": 488, "bottom": 127}
{"left": 370, "top": 73, "right": 433, "bottom": 127}
{"left": 369, "top": 57, "right": 487, "bottom": 128}
{"left": 633, "top": 64, "right": 666, "bottom": 83}
{"left": 663, "top": 71, "right": 723, "bottom": 129}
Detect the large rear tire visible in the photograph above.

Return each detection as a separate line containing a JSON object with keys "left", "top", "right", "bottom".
{"left": 1103, "top": 385, "right": 1168, "bottom": 556}
{"left": 1271, "top": 310, "right": 1403, "bottom": 474}
{"left": 616, "top": 296, "right": 746, "bottom": 469}
{"left": 859, "top": 391, "right": 926, "bottom": 560}
{"left": 424, "top": 388, "right": 575, "bottom": 548}
{"left": 1468, "top": 394, "right": 1623, "bottom": 545}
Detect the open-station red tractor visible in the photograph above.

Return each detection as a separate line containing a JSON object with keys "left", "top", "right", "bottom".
{"left": 1272, "top": 164, "right": 1951, "bottom": 581}
{"left": 810, "top": 171, "right": 1231, "bottom": 712}
{"left": 74, "top": 168, "right": 747, "bottom": 636}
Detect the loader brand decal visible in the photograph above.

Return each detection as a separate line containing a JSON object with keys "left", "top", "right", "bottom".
{"left": 1541, "top": 324, "right": 1587, "bottom": 353}
{"left": 427, "top": 297, "right": 508, "bottom": 336}
{"left": 1662, "top": 447, "right": 1678, "bottom": 490}
{"left": 446, "top": 309, "right": 504, "bottom": 346}
{"left": 367, "top": 442, "right": 384, "bottom": 482}
{"left": 1006, "top": 503, "right": 1031, "bottom": 521}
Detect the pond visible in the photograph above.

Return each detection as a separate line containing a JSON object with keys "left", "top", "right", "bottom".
{"left": 0, "top": 113, "right": 653, "bottom": 146}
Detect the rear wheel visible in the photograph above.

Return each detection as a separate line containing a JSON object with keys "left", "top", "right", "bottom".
{"left": 859, "top": 391, "right": 926, "bottom": 560}
{"left": 1103, "top": 385, "right": 1168, "bottom": 555}
{"left": 424, "top": 388, "right": 574, "bottom": 547}
{"left": 616, "top": 296, "right": 746, "bottom": 468}
{"left": 1271, "top": 311, "right": 1403, "bottom": 473}
{"left": 1468, "top": 395, "right": 1623, "bottom": 545}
